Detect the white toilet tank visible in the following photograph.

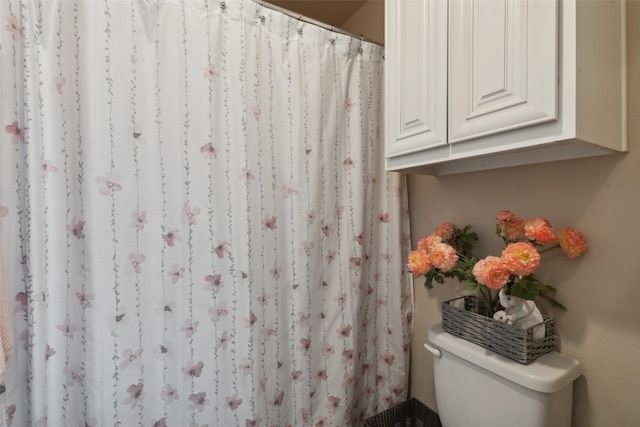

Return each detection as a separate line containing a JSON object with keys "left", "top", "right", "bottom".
{"left": 427, "top": 324, "right": 582, "bottom": 427}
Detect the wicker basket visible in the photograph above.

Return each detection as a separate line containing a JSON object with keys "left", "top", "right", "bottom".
{"left": 441, "top": 295, "right": 556, "bottom": 364}
{"left": 364, "top": 398, "right": 441, "bottom": 427}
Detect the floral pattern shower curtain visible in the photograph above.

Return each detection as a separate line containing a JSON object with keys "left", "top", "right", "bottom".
{"left": 0, "top": 0, "right": 412, "bottom": 425}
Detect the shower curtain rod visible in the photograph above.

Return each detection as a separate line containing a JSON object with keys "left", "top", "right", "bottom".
{"left": 250, "top": 0, "right": 383, "bottom": 47}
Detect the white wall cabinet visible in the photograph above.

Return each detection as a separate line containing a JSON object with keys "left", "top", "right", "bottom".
{"left": 385, "top": 0, "right": 627, "bottom": 175}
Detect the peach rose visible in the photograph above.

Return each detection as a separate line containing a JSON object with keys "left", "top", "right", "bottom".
{"left": 524, "top": 217, "right": 556, "bottom": 245}
{"left": 496, "top": 210, "right": 525, "bottom": 242}
{"left": 407, "top": 250, "right": 432, "bottom": 275}
{"left": 434, "top": 222, "right": 458, "bottom": 241}
{"left": 417, "top": 234, "right": 442, "bottom": 252}
{"left": 501, "top": 241, "right": 540, "bottom": 276}
{"left": 428, "top": 243, "right": 459, "bottom": 272}
{"left": 557, "top": 227, "right": 588, "bottom": 259}
{"left": 472, "top": 256, "right": 510, "bottom": 290}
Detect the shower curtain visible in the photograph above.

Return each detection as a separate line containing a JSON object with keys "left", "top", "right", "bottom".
{"left": 0, "top": 0, "right": 412, "bottom": 425}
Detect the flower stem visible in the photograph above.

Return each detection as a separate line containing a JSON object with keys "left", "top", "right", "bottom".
{"left": 538, "top": 243, "right": 561, "bottom": 254}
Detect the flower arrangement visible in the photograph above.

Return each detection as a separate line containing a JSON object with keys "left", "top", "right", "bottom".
{"left": 407, "top": 210, "right": 588, "bottom": 317}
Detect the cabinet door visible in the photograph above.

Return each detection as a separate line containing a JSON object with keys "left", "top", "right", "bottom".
{"left": 448, "top": 0, "right": 558, "bottom": 144}
{"left": 385, "top": 0, "right": 447, "bottom": 161}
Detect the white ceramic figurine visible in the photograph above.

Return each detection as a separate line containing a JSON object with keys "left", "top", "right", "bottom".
{"left": 498, "top": 288, "right": 545, "bottom": 339}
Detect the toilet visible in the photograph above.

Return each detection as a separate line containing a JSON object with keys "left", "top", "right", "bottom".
{"left": 425, "top": 324, "right": 582, "bottom": 427}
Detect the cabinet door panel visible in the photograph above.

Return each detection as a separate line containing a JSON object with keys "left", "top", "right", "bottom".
{"left": 386, "top": 0, "right": 447, "bottom": 159}
{"left": 448, "top": 0, "right": 558, "bottom": 144}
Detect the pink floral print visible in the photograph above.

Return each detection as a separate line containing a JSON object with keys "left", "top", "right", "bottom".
{"left": 204, "top": 274, "right": 223, "bottom": 293}
{"left": 208, "top": 305, "right": 228, "bottom": 323}
{"left": 152, "top": 418, "right": 168, "bottom": 427}
{"left": 67, "top": 218, "right": 85, "bottom": 239}
{"left": 182, "top": 360, "right": 204, "bottom": 378}
{"left": 96, "top": 174, "right": 123, "bottom": 195}
{"left": 168, "top": 264, "right": 185, "bottom": 283}
{"left": 298, "top": 338, "right": 311, "bottom": 355}
{"left": 183, "top": 203, "right": 201, "bottom": 225}
{"left": 161, "top": 384, "right": 179, "bottom": 403}
{"left": 261, "top": 327, "right": 276, "bottom": 342}
{"left": 14, "top": 292, "right": 27, "bottom": 313}
{"left": 6, "top": 404, "right": 15, "bottom": 425}
{"left": 200, "top": 143, "right": 217, "bottom": 159}
{"left": 4, "top": 121, "right": 25, "bottom": 143}
{"left": 5, "top": 15, "right": 22, "bottom": 39}
{"left": 41, "top": 160, "right": 58, "bottom": 178}
{"left": 131, "top": 211, "right": 147, "bottom": 230}
{"left": 75, "top": 288, "right": 94, "bottom": 308}
{"left": 204, "top": 64, "right": 219, "bottom": 80}
{"left": 262, "top": 215, "right": 277, "bottom": 230}
{"left": 46, "top": 344, "right": 56, "bottom": 360}
{"left": 257, "top": 291, "right": 270, "bottom": 305}
{"left": 64, "top": 365, "right": 83, "bottom": 386}
{"left": 336, "top": 323, "right": 352, "bottom": 338}
{"left": 291, "top": 370, "right": 303, "bottom": 384}
{"left": 225, "top": 394, "right": 243, "bottom": 410}
{"left": 216, "top": 331, "right": 230, "bottom": 349}
{"left": 345, "top": 97, "right": 353, "bottom": 111}
{"left": 239, "top": 358, "right": 253, "bottom": 375}
{"left": 295, "top": 312, "right": 310, "bottom": 324}
{"left": 188, "top": 392, "right": 209, "bottom": 412}
{"left": 282, "top": 184, "right": 298, "bottom": 199}
{"left": 382, "top": 353, "right": 395, "bottom": 366}
{"left": 251, "top": 105, "right": 261, "bottom": 121}
{"left": 162, "top": 228, "right": 180, "bottom": 247}
{"left": 213, "top": 241, "right": 229, "bottom": 258}
{"left": 128, "top": 253, "right": 145, "bottom": 274}
{"left": 305, "top": 210, "right": 315, "bottom": 223}
{"left": 245, "top": 311, "right": 257, "bottom": 328}
{"left": 270, "top": 391, "right": 284, "bottom": 407}
{"left": 349, "top": 257, "right": 362, "bottom": 269}
{"left": 181, "top": 320, "right": 199, "bottom": 338}
{"left": 327, "top": 395, "right": 341, "bottom": 414}
{"left": 301, "top": 241, "right": 313, "bottom": 257}
{"left": 57, "top": 317, "right": 77, "bottom": 338}
{"left": 240, "top": 168, "right": 255, "bottom": 183}
{"left": 269, "top": 265, "right": 280, "bottom": 279}
{"left": 119, "top": 348, "right": 143, "bottom": 370}
{"left": 124, "top": 383, "right": 144, "bottom": 407}
{"left": 316, "top": 370, "right": 327, "bottom": 381}
{"left": 342, "top": 349, "right": 355, "bottom": 365}
{"left": 54, "top": 75, "right": 66, "bottom": 94}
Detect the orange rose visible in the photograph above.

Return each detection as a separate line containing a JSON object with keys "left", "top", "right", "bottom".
{"left": 501, "top": 242, "right": 540, "bottom": 276}
{"left": 496, "top": 210, "right": 525, "bottom": 242}
{"left": 524, "top": 217, "right": 557, "bottom": 245}
{"left": 557, "top": 227, "right": 588, "bottom": 259}
{"left": 429, "top": 243, "right": 459, "bottom": 272}
{"left": 472, "top": 256, "right": 509, "bottom": 290}
{"left": 407, "top": 249, "right": 432, "bottom": 275}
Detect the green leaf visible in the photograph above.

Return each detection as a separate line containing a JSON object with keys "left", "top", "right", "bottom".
{"left": 424, "top": 276, "right": 434, "bottom": 289}
{"left": 467, "top": 282, "right": 480, "bottom": 293}
{"left": 541, "top": 294, "right": 567, "bottom": 310}
{"left": 509, "top": 276, "right": 541, "bottom": 300}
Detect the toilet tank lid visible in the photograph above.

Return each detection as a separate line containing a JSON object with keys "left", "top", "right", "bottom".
{"left": 428, "top": 324, "right": 582, "bottom": 393}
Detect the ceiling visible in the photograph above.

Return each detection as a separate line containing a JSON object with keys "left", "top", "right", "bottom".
{"left": 264, "top": 0, "right": 367, "bottom": 28}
